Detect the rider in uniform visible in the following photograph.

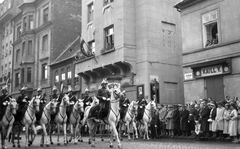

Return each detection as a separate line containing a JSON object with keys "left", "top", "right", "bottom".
{"left": 136, "top": 93, "right": 147, "bottom": 121}
{"left": 16, "top": 86, "right": 30, "bottom": 121}
{"left": 52, "top": 86, "right": 58, "bottom": 100}
{"left": 67, "top": 85, "right": 77, "bottom": 122}
{"left": 119, "top": 90, "right": 130, "bottom": 120}
{"left": 35, "top": 86, "right": 47, "bottom": 123}
{"left": 0, "top": 85, "right": 10, "bottom": 121}
{"left": 82, "top": 88, "right": 93, "bottom": 110}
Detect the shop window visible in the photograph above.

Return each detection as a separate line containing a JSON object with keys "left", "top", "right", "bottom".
{"left": 29, "top": 15, "right": 34, "bottom": 30}
{"left": 43, "top": 7, "right": 49, "bottom": 23}
{"left": 15, "top": 72, "right": 20, "bottom": 87}
{"left": 202, "top": 10, "right": 219, "bottom": 48}
{"left": 61, "top": 68, "right": 65, "bottom": 81}
{"left": 27, "top": 67, "right": 31, "bottom": 82}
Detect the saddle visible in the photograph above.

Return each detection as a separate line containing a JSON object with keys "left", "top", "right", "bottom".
{"left": 66, "top": 104, "right": 74, "bottom": 123}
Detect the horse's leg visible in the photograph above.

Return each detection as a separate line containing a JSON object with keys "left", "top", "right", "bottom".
{"left": 74, "top": 123, "right": 79, "bottom": 144}
{"left": 78, "top": 123, "right": 83, "bottom": 142}
{"left": 5, "top": 124, "right": 13, "bottom": 148}
{"left": 126, "top": 122, "right": 131, "bottom": 140}
{"left": 42, "top": 123, "right": 49, "bottom": 147}
{"left": 68, "top": 124, "right": 73, "bottom": 143}
{"left": 118, "top": 123, "right": 122, "bottom": 141}
{"left": 144, "top": 122, "right": 149, "bottom": 140}
{"left": 63, "top": 122, "right": 67, "bottom": 145}
{"left": 29, "top": 123, "right": 37, "bottom": 146}
{"left": 49, "top": 123, "right": 54, "bottom": 145}
{"left": 87, "top": 120, "right": 95, "bottom": 147}
{"left": 25, "top": 124, "right": 29, "bottom": 148}
{"left": 11, "top": 125, "right": 15, "bottom": 148}
{"left": 17, "top": 125, "right": 21, "bottom": 148}
{"left": 132, "top": 121, "right": 138, "bottom": 139}
{"left": 109, "top": 122, "right": 121, "bottom": 149}
{"left": 1, "top": 126, "right": 6, "bottom": 149}
{"left": 57, "top": 124, "right": 60, "bottom": 145}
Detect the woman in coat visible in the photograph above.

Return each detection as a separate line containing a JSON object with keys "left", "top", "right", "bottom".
{"left": 229, "top": 103, "right": 238, "bottom": 143}
{"left": 215, "top": 101, "right": 225, "bottom": 140}
{"left": 166, "top": 105, "right": 174, "bottom": 137}
{"left": 223, "top": 103, "right": 231, "bottom": 139}
{"left": 208, "top": 102, "right": 217, "bottom": 139}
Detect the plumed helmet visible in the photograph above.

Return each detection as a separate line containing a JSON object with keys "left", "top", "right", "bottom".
{"left": 101, "top": 78, "right": 108, "bottom": 85}
{"left": 1, "top": 85, "right": 8, "bottom": 92}
{"left": 85, "top": 88, "right": 89, "bottom": 92}
{"left": 37, "top": 86, "right": 42, "bottom": 92}
{"left": 52, "top": 86, "right": 57, "bottom": 91}
{"left": 68, "top": 85, "right": 72, "bottom": 92}
{"left": 20, "top": 86, "right": 27, "bottom": 91}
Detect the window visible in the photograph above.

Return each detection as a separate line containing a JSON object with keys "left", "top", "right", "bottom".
{"left": 29, "top": 15, "right": 34, "bottom": 30}
{"left": 16, "top": 49, "right": 20, "bottom": 62}
{"left": 22, "top": 42, "right": 25, "bottom": 56}
{"left": 16, "top": 25, "right": 21, "bottom": 40}
{"left": 27, "top": 67, "right": 31, "bottom": 82}
{"left": 8, "top": 62, "right": 11, "bottom": 72}
{"left": 9, "top": 41, "right": 12, "bottom": 55}
{"left": 2, "top": 27, "right": 5, "bottom": 39}
{"left": 5, "top": 44, "right": 8, "bottom": 57}
{"left": 88, "top": 41, "right": 95, "bottom": 54}
{"left": 27, "top": 40, "right": 32, "bottom": 55}
{"left": 105, "top": 26, "right": 114, "bottom": 49}
{"left": 88, "top": 3, "right": 94, "bottom": 23}
{"left": 104, "top": 0, "right": 114, "bottom": 6}
{"left": 23, "top": 17, "right": 27, "bottom": 32}
{"left": 1, "top": 66, "right": 3, "bottom": 76}
{"left": 42, "top": 34, "right": 48, "bottom": 51}
{"left": 15, "top": 73, "right": 20, "bottom": 87}
{"left": 2, "top": 46, "right": 4, "bottom": 58}
{"left": 61, "top": 68, "right": 65, "bottom": 81}
{"left": 55, "top": 70, "right": 59, "bottom": 82}
{"left": 21, "top": 68, "right": 24, "bottom": 83}
{"left": 202, "top": 10, "right": 219, "bottom": 48}
{"left": 5, "top": 64, "right": 7, "bottom": 74}
{"left": 43, "top": 7, "right": 49, "bottom": 23}
{"left": 42, "top": 63, "right": 48, "bottom": 80}
{"left": 67, "top": 67, "right": 71, "bottom": 79}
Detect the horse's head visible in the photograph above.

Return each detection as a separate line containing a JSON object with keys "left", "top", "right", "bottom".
{"left": 62, "top": 94, "right": 70, "bottom": 106}
{"left": 33, "top": 96, "right": 41, "bottom": 112}
{"left": 129, "top": 101, "right": 138, "bottom": 115}
{"left": 110, "top": 84, "right": 121, "bottom": 101}
{"left": 50, "top": 99, "right": 58, "bottom": 114}
{"left": 9, "top": 97, "right": 17, "bottom": 115}
{"left": 75, "top": 99, "right": 84, "bottom": 113}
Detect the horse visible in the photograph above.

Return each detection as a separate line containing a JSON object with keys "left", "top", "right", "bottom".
{"left": 49, "top": 94, "right": 70, "bottom": 145}
{"left": 0, "top": 97, "right": 17, "bottom": 149}
{"left": 137, "top": 100, "right": 156, "bottom": 139}
{"left": 118, "top": 101, "right": 138, "bottom": 140}
{"left": 68, "top": 99, "right": 84, "bottom": 144}
{"left": 87, "top": 87, "right": 122, "bottom": 148}
{"left": 39, "top": 99, "right": 58, "bottom": 147}
{"left": 22, "top": 96, "right": 41, "bottom": 148}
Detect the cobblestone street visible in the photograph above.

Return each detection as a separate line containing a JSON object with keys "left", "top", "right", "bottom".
{"left": 6, "top": 135, "right": 240, "bottom": 149}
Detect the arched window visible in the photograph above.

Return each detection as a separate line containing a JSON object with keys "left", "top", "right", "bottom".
{"left": 61, "top": 68, "right": 65, "bottom": 81}
{"left": 67, "top": 67, "right": 71, "bottom": 79}
{"left": 55, "top": 70, "right": 59, "bottom": 82}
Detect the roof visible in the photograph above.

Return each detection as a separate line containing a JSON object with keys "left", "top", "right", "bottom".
{"left": 174, "top": 0, "right": 206, "bottom": 10}
{"left": 51, "top": 36, "right": 80, "bottom": 65}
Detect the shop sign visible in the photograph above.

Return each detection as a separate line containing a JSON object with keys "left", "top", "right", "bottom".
{"left": 121, "top": 77, "right": 133, "bottom": 86}
{"left": 201, "top": 65, "right": 223, "bottom": 77}
{"left": 184, "top": 73, "right": 193, "bottom": 80}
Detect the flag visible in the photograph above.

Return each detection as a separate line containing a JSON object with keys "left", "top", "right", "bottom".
{"left": 80, "top": 36, "right": 94, "bottom": 57}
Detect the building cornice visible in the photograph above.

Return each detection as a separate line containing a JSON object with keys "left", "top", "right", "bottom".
{"left": 174, "top": 0, "right": 207, "bottom": 11}
{"left": 35, "top": 21, "right": 52, "bottom": 33}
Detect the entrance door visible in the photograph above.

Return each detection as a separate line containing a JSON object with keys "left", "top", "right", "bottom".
{"left": 205, "top": 75, "right": 224, "bottom": 101}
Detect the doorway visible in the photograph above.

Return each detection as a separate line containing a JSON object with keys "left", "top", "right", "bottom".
{"left": 205, "top": 75, "right": 224, "bottom": 101}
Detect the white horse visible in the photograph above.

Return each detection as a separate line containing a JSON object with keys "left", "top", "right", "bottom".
{"left": 0, "top": 97, "right": 17, "bottom": 149}
{"left": 119, "top": 101, "right": 138, "bottom": 140}
{"left": 87, "top": 88, "right": 122, "bottom": 148}
{"left": 68, "top": 99, "right": 84, "bottom": 144}
{"left": 138, "top": 100, "right": 156, "bottom": 140}
{"left": 51, "top": 94, "right": 70, "bottom": 145}
{"left": 39, "top": 99, "right": 58, "bottom": 147}
{"left": 22, "top": 97, "right": 40, "bottom": 148}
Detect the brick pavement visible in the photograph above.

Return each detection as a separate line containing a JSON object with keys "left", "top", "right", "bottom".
{"left": 5, "top": 135, "right": 240, "bottom": 149}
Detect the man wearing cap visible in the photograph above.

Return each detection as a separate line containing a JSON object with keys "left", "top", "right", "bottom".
{"left": 52, "top": 86, "right": 58, "bottom": 100}
{"left": 94, "top": 78, "right": 111, "bottom": 122}
{"left": 35, "top": 86, "right": 47, "bottom": 124}
{"left": 67, "top": 86, "right": 77, "bottom": 121}
{"left": 0, "top": 85, "right": 10, "bottom": 121}
{"left": 82, "top": 88, "right": 93, "bottom": 110}
{"left": 119, "top": 89, "right": 130, "bottom": 119}
{"left": 16, "top": 87, "right": 30, "bottom": 121}
{"left": 136, "top": 94, "right": 147, "bottom": 121}
{"left": 199, "top": 100, "right": 211, "bottom": 139}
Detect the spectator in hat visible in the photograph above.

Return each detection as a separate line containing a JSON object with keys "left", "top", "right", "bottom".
{"left": 229, "top": 103, "right": 238, "bottom": 143}
{"left": 199, "top": 101, "right": 210, "bottom": 139}
{"left": 236, "top": 103, "right": 240, "bottom": 143}
{"left": 180, "top": 105, "right": 189, "bottom": 137}
{"left": 52, "top": 86, "right": 58, "bottom": 100}
{"left": 215, "top": 101, "right": 225, "bottom": 140}
{"left": 223, "top": 103, "right": 231, "bottom": 139}
{"left": 159, "top": 105, "right": 168, "bottom": 137}
{"left": 166, "top": 105, "right": 174, "bottom": 137}
{"left": 208, "top": 102, "right": 217, "bottom": 139}
{"left": 189, "top": 104, "right": 197, "bottom": 137}
{"left": 173, "top": 105, "right": 181, "bottom": 136}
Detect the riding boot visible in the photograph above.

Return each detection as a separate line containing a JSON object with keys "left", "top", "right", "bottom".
{"left": 95, "top": 111, "right": 101, "bottom": 123}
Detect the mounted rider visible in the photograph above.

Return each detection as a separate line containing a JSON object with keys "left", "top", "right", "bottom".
{"left": 136, "top": 93, "right": 147, "bottom": 121}
{"left": 35, "top": 86, "right": 47, "bottom": 123}
{"left": 119, "top": 89, "right": 130, "bottom": 120}
{"left": 82, "top": 88, "right": 93, "bottom": 110}
{"left": 0, "top": 85, "right": 11, "bottom": 121}
{"left": 67, "top": 85, "right": 77, "bottom": 122}
{"left": 52, "top": 86, "right": 58, "bottom": 100}
{"left": 16, "top": 86, "right": 30, "bottom": 121}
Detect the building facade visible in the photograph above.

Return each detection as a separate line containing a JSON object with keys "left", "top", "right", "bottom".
{"left": 175, "top": 0, "right": 240, "bottom": 103}
{"left": 11, "top": 0, "right": 81, "bottom": 99}
{"left": 0, "top": 0, "right": 20, "bottom": 94}
{"left": 75, "top": 0, "right": 184, "bottom": 104}
{"left": 50, "top": 37, "right": 81, "bottom": 99}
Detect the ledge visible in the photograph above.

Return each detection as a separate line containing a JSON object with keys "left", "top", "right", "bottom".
{"left": 101, "top": 47, "right": 115, "bottom": 55}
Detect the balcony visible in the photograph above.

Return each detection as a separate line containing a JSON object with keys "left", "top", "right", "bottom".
{"left": 0, "top": 7, "right": 15, "bottom": 27}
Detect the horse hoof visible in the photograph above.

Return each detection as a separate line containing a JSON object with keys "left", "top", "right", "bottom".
{"left": 92, "top": 144, "right": 95, "bottom": 148}
{"left": 46, "top": 144, "right": 50, "bottom": 147}
{"left": 17, "top": 144, "right": 21, "bottom": 148}
{"left": 40, "top": 144, "right": 43, "bottom": 147}
{"left": 29, "top": 141, "right": 32, "bottom": 145}
{"left": 88, "top": 141, "right": 91, "bottom": 145}
{"left": 64, "top": 142, "right": 67, "bottom": 146}
{"left": 50, "top": 142, "right": 54, "bottom": 145}
{"left": 80, "top": 139, "right": 83, "bottom": 142}
{"left": 57, "top": 143, "right": 60, "bottom": 146}
{"left": 74, "top": 142, "right": 77, "bottom": 145}
{"left": 110, "top": 145, "right": 113, "bottom": 148}
{"left": 68, "top": 139, "right": 72, "bottom": 143}
{"left": 13, "top": 144, "right": 16, "bottom": 148}
{"left": 121, "top": 138, "right": 123, "bottom": 141}
{"left": 101, "top": 138, "right": 104, "bottom": 141}
{"left": 113, "top": 139, "right": 116, "bottom": 142}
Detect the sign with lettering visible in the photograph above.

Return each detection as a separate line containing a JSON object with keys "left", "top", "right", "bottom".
{"left": 201, "top": 65, "right": 223, "bottom": 77}
{"left": 184, "top": 73, "right": 193, "bottom": 80}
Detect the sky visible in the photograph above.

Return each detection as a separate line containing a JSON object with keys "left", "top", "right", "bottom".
{"left": 0, "top": 0, "right": 4, "bottom": 4}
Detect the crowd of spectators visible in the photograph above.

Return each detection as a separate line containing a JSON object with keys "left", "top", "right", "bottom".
{"left": 149, "top": 96, "right": 240, "bottom": 143}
